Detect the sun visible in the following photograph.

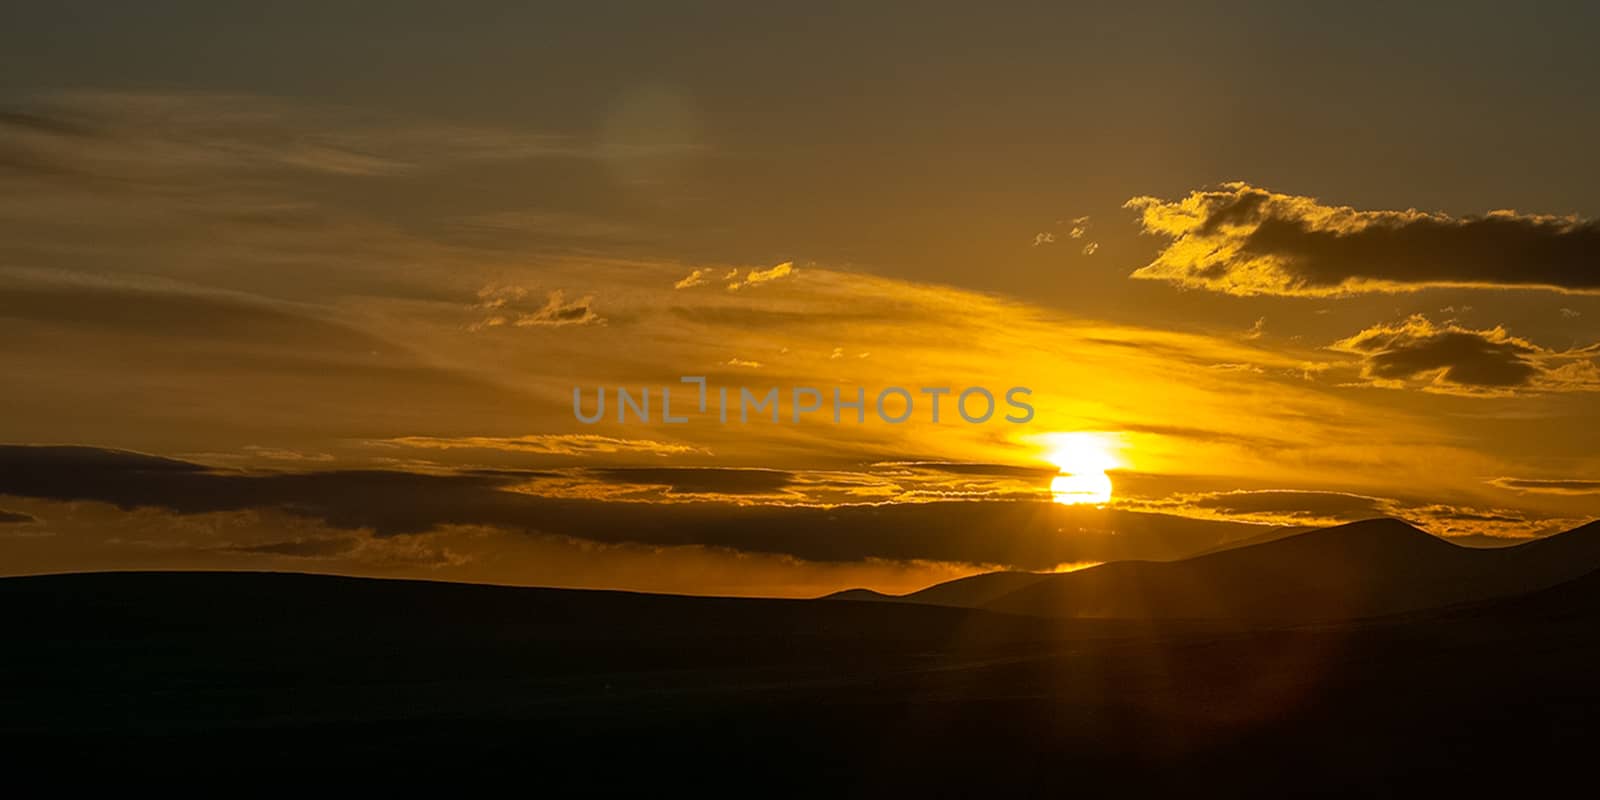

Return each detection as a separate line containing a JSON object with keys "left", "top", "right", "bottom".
{"left": 1042, "top": 432, "right": 1121, "bottom": 506}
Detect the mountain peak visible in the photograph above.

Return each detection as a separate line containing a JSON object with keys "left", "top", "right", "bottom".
{"left": 821, "top": 588, "right": 896, "bottom": 602}
{"left": 1327, "top": 517, "right": 1428, "bottom": 534}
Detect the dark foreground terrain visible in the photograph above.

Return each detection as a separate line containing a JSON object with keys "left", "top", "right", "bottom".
{"left": 3, "top": 569, "right": 1599, "bottom": 793}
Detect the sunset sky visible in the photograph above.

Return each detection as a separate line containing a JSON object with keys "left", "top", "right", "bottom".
{"left": 4, "top": 3, "right": 1600, "bottom": 595}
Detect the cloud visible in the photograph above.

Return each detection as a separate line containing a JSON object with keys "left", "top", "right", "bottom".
{"left": 1116, "top": 485, "right": 1569, "bottom": 540}
{"left": 0, "top": 269, "right": 557, "bottom": 452}
{"left": 1035, "top": 216, "right": 1088, "bottom": 247}
{"left": 517, "top": 290, "right": 604, "bottom": 327}
{"left": 722, "top": 357, "right": 762, "bottom": 368}
{"left": 869, "top": 461, "right": 1060, "bottom": 480}
{"left": 240, "top": 446, "right": 336, "bottom": 463}
{"left": 223, "top": 537, "right": 360, "bottom": 558}
{"left": 1127, "top": 182, "right": 1600, "bottom": 296}
{"left": 673, "top": 268, "right": 710, "bottom": 289}
{"left": 584, "top": 467, "right": 795, "bottom": 495}
{"left": 0, "top": 509, "right": 37, "bottom": 524}
{"left": 0, "top": 444, "right": 1274, "bottom": 569}
{"left": 1330, "top": 315, "right": 1600, "bottom": 395}
{"left": 1489, "top": 478, "right": 1600, "bottom": 495}
{"left": 381, "top": 434, "right": 702, "bottom": 457}
{"left": 727, "top": 261, "right": 795, "bottom": 291}
{"left": 471, "top": 286, "right": 604, "bottom": 329}
{"left": 0, "top": 90, "right": 606, "bottom": 183}
{"left": 1095, "top": 422, "right": 1295, "bottom": 452}
{"left": 1184, "top": 490, "right": 1389, "bottom": 521}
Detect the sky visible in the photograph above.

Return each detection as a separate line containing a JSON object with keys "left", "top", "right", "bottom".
{"left": 3, "top": 2, "right": 1600, "bottom": 596}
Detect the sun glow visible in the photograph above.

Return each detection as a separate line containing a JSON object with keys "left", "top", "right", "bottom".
{"left": 1043, "top": 432, "right": 1121, "bottom": 506}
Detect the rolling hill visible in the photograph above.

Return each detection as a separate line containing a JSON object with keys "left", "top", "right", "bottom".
{"left": 6, "top": 566, "right": 1600, "bottom": 792}
{"left": 839, "top": 517, "right": 1600, "bottom": 620}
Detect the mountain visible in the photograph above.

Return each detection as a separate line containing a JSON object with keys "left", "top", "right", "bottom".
{"left": 1182, "top": 524, "right": 1311, "bottom": 557}
{"left": 901, "top": 517, "right": 1600, "bottom": 620}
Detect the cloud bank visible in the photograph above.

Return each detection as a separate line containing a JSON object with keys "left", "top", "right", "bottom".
{"left": 0, "top": 444, "right": 1268, "bottom": 569}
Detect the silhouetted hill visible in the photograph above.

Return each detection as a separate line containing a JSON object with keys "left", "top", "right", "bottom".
{"left": 822, "top": 587, "right": 898, "bottom": 602}
{"left": 1440, "top": 560, "right": 1600, "bottom": 622}
{"left": 905, "top": 518, "right": 1600, "bottom": 620}
{"left": 0, "top": 570, "right": 1084, "bottom": 654}
{"left": 1183, "top": 524, "right": 1311, "bottom": 557}
{"left": 5, "top": 568, "right": 1600, "bottom": 793}
{"left": 899, "top": 570, "right": 1055, "bottom": 607}
{"left": 1490, "top": 519, "right": 1600, "bottom": 585}
{"left": 823, "top": 571, "right": 1055, "bottom": 607}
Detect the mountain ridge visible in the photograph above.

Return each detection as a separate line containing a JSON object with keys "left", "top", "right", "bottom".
{"left": 832, "top": 517, "right": 1600, "bottom": 620}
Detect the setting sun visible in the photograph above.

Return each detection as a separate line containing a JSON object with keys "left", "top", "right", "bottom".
{"left": 1042, "top": 432, "right": 1122, "bottom": 505}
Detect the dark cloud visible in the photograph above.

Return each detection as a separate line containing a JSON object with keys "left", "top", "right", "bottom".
{"left": 461, "top": 468, "right": 565, "bottom": 479}
{"left": 0, "top": 444, "right": 1266, "bottom": 569}
{"left": 1423, "top": 509, "right": 1529, "bottom": 523}
{"left": 1359, "top": 332, "right": 1536, "bottom": 387}
{"left": 383, "top": 434, "right": 700, "bottom": 458}
{"left": 873, "top": 462, "right": 1061, "bottom": 480}
{"left": 1128, "top": 182, "right": 1600, "bottom": 296}
{"left": 0, "top": 509, "right": 37, "bottom": 524}
{"left": 1331, "top": 316, "right": 1599, "bottom": 394}
{"left": 224, "top": 538, "right": 360, "bottom": 558}
{"left": 1335, "top": 318, "right": 1538, "bottom": 388}
{"left": 1187, "top": 490, "right": 1388, "bottom": 520}
{"left": 1115, "top": 485, "right": 1571, "bottom": 541}
{"left": 0, "top": 445, "right": 506, "bottom": 535}
{"left": 585, "top": 467, "right": 795, "bottom": 495}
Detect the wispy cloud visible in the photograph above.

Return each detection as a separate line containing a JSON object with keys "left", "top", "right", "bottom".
{"left": 382, "top": 434, "right": 702, "bottom": 457}
{"left": 674, "top": 268, "right": 711, "bottom": 289}
{"left": 0, "top": 90, "right": 666, "bottom": 182}
{"left": 1489, "top": 477, "right": 1600, "bottom": 495}
{"left": 727, "top": 261, "right": 795, "bottom": 290}
{"left": 470, "top": 286, "right": 604, "bottom": 329}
